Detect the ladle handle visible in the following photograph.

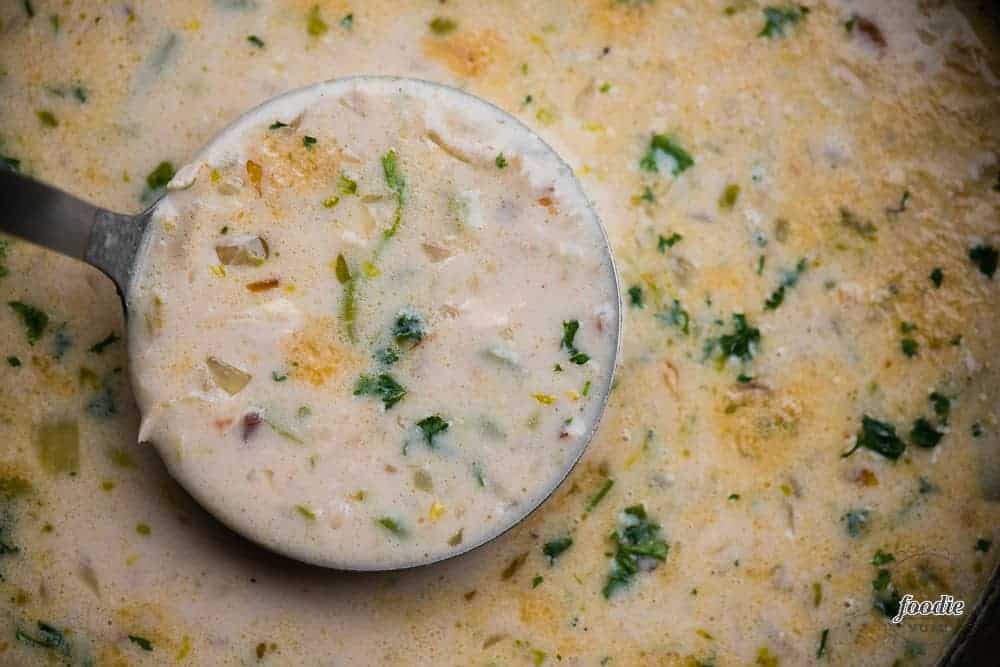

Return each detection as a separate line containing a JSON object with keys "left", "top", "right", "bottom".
{"left": 0, "top": 165, "right": 148, "bottom": 302}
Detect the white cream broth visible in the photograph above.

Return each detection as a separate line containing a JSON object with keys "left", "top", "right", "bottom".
{"left": 128, "top": 78, "right": 620, "bottom": 568}
{"left": 3, "top": 1, "right": 1000, "bottom": 665}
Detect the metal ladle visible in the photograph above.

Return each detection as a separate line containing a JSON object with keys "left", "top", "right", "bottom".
{"left": 0, "top": 76, "right": 621, "bottom": 571}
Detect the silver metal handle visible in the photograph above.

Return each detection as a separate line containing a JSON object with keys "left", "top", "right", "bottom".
{"left": 0, "top": 166, "right": 149, "bottom": 304}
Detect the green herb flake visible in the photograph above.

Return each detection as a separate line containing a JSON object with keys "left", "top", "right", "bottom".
{"left": 542, "top": 536, "right": 573, "bottom": 564}
{"left": 531, "top": 575, "right": 543, "bottom": 588}
{"left": 759, "top": 5, "right": 808, "bottom": 39}
{"left": 376, "top": 516, "right": 407, "bottom": 537}
{"left": 816, "top": 629, "right": 829, "bottom": 659}
{"left": 16, "top": 621, "right": 70, "bottom": 657}
{"left": 969, "top": 244, "right": 998, "bottom": 278}
{"left": 658, "top": 233, "right": 683, "bottom": 251}
{"left": 145, "top": 161, "right": 175, "bottom": 190}
{"left": 429, "top": 17, "right": 457, "bottom": 35}
{"left": 975, "top": 538, "right": 992, "bottom": 553}
{"left": 655, "top": 299, "right": 690, "bottom": 335}
{"left": 295, "top": 505, "right": 316, "bottom": 521}
{"left": 382, "top": 149, "right": 406, "bottom": 238}
{"left": 843, "top": 415, "right": 905, "bottom": 460}
{"left": 247, "top": 35, "right": 265, "bottom": 48}
{"left": 639, "top": 134, "right": 694, "bottom": 176}
{"left": 6, "top": 356, "right": 21, "bottom": 367}
{"left": 416, "top": 415, "right": 449, "bottom": 448}
{"left": 302, "top": 135, "right": 317, "bottom": 149}
{"left": 36, "top": 110, "right": 58, "bottom": 128}
{"left": 872, "top": 568, "right": 902, "bottom": 618}
{"left": 627, "top": 285, "right": 644, "bottom": 308}
{"left": 929, "top": 267, "right": 943, "bottom": 288}
{"left": 8, "top": 301, "right": 49, "bottom": 345}
{"left": 586, "top": 478, "right": 614, "bottom": 512}
{"left": 495, "top": 153, "right": 508, "bottom": 169}
{"left": 269, "top": 121, "right": 288, "bottom": 130}
{"left": 23, "top": 0, "right": 34, "bottom": 18}
{"left": 135, "top": 522, "right": 151, "bottom": 536}
{"left": 501, "top": 551, "right": 529, "bottom": 580}
{"left": 719, "top": 184, "right": 740, "bottom": 210}
{"left": 393, "top": 310, "right": 424, "bottom": 346}
{"left": 128, "top": 635, "right": 153, "bottom": 651}
{"left": 306, "top": 5, "right": 328, "bottom": 36}
{"left": 901, "top": 338, "right": 918, "bottom": 358}
{"left": 842, "top": 508, "right": 871, "bottom": 538}
{"left": 872, "top": 549, "right": 895, "bottom": 566}
{"left": 1, "top": 155, "right": 21, "bottom": 171}
{"left": 602, "top": 504, "right": 669, "bottom": 598}
{"left": 271, "top": 371, "right": 288, "bottom": 382}
{"left": 910, "top": 417, "right": 943, "bottom": 449}
{"left": 718, "top": 313, "right": 760, "bottom": 362}
{"left": 340, "top": 13, "right": 354, "bottom": 29}
{"left": 353, "top": 373, "right": 407, "bottom": 410}
{"left": 560, "top": 319, "right": 590, "bottom": 365}
{"left": 334, "top": 253, "right": 351, "bottom": 284}
{"left": 88, "top": 332, "right": 119, "bottom": 354}
{"left": 337, "top": 173, "right": 358, "bottom": 195}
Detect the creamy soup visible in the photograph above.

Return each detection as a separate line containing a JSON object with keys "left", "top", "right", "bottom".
{"left": 128, "top": 78, "right": 619, "bottom": 569}
{"left": 1, "top": 0, "right": 1000, "bottom": 665}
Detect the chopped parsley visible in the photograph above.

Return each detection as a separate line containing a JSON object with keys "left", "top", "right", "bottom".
{"left": 759, "top": 5, "right": 809, "bottom": 39}
{"left": 717, "top": 314, "right": 760, "bottom": 362}
{"left": 393, "top": 310, "right": 424, "bottom": 346}
{"left": 88, "top": 332, "right": 119, "bottom": 354}
{"left": 542, "top": 536, "right": 573, "bottom": 564}
{"left": 16, "top": 621, "right": 70, "bottom": 657}
{"left": 337, "top": 174, "right": 357, "bottom": 194}
{"left": 302, "top": 135, "right": 317, "bottom": 149}
{"left": 627, "top": 285, "right": 644, "bottom": 308}
{"left": 416, "top": 415, "right": 449, "bottom": 448}
{"left": 910, "top": 418, "right": 943, "bottom": 449}
{"left": 8, "top": 301, "right": 49, "bottom": 345}
{"left": 929, "top": 267, "right": 943, "bottom": 288}
{"left": 128, "top": 635, "right": 153, "bottom": 651}
{"left": 375, "top": 346, "right": 399, "bottom": 366}
{"left": 901, "top": 337, "right": 918, "bottom": 358}
{"left": 655, "top": 299, "right": 690, "bottom": 335}
{"left": 842, "top": 508, "right": 871, "bottom": 538}
{"left": 872, "top": 568, "right": 902, "bottom": 618}
{"left": 145, "top": 161, "right": 175, "bottom": 190}
{"left": 639, "top": 134, "right": 694, "bottom": 176}
{"left": 975, "top": 538, "right": 992, "bottom": 553}
{"left": 353, "top": 373, "right": 407, "bottom": 409}
{"left": 247, "top": 35, "right": 264, "bottom": 48}
{"left": 334, "top": 253, "right": 351, "bottom": 284}
{"left": 376, "top": 516, "right": 407, "bottom": 537}
{"left": 495, "top": 153, "right": 508, "bottom": 169}
{"left": 268, "top": 121, "right": 288, "bottom": 130}
{"left": 816, "top": 629, "right": 829, "bottom": 659}
{"left": 340, "top": 13, "right": 353, "bottom": 29}
{"left": 271, "top": 371, "right": 287, "bottom": 382}
{"left": 382, "top": 149, "right": 406, "bottom": 238}
{"left": 969, "top": 244, "right": 998, "bottom": 278}
{"left": 6, "top": 356, "right": 21, "bottom": 367}
{"left": 872, "top": 549, "right": 895, "bottom": 566}
{"left": 658, "top": 232, "right": 683, "bottom": 251}
{"left": 429, "top": 17, "right": 457, "bottom": 35}
{"left": 764, "top": 259, "right": 807, "bottom": 310}
{"left": 586, "top": 478, "right": 615, "bottom": 512}
{"left": 842, "top": 415, "right": 905, "bottom": 460}
{"left": 36, "top": 110, "right": 58, "bottom": 128}
{"left": 929, "top": 392, "right": 951, "bottom": 423}
{"left": 560, "top": 319, "right": 590, "bottom": 365}
{"left": 602, "top": 504, "right": 669, "bottom": 598}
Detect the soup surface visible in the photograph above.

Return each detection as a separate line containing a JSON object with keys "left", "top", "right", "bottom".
{"left": 1, "top": 0, "right": 1000, "bottom": 665}
{"left": 129, "top": 77, "right": 619, "bottom": 569}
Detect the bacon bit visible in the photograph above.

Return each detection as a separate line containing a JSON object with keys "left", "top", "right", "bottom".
{"left": 246, "top": 160, "right": 263, "bottom": 195}
{"left": 246, "top": 277, "right": 280, "bottom": 292}
{"left": 855, "top": 17, "right": 886, "bottom": 49}
{"left": 242, "top": 411, "right": 262, "bottom": 443}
